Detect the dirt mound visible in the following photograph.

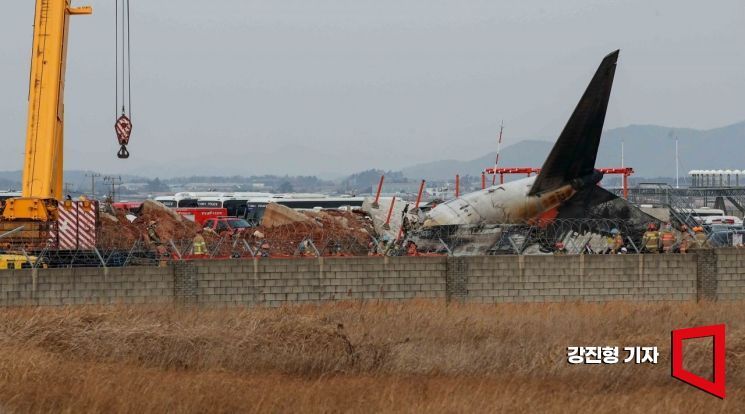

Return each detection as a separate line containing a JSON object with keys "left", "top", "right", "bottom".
{"left": 100, "top": 201, "right": 201, "bottom": 249}
{"left": 99, "top": 201, "right": 375, "bottom": 256}
{"left": 244, "top": 209, "right": 375, "bottom": 257}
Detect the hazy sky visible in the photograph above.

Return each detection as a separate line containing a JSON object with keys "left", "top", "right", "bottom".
{"left": 1, "top": 0, "right": 743, "bottom": 178}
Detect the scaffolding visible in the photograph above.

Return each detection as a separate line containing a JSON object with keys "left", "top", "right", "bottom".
{"left": 484, "top": 167, "right": 635, "bottom": 198}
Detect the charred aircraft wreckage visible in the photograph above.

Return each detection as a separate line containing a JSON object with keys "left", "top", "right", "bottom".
{"left": 406, "top": 50, "right": 660, "bottom": 255}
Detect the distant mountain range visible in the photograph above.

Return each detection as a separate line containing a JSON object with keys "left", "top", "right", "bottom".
{"left": 2, "top": 121, "right": 743, "bottom": 189}
{"left": 401, "top": 121, "right": 745, "bottom": 180}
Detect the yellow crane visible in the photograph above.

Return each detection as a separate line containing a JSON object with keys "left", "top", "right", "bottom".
{"left": 0, "top": 0, "right": 97, "bottom": 257}
{"left": 2, "top": 0, "right": 92, "bottom": 224}
{"left": 1, "top": 0, "right": 133, "bottom": 251}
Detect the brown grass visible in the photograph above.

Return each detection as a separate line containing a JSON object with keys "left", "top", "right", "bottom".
{"left": 0, "top": 301, "right": 742, "bottom": 413}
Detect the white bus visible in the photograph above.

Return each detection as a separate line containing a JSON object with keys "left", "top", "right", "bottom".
{"left": 155, "top": 193, "right": 198, "bottom": 208}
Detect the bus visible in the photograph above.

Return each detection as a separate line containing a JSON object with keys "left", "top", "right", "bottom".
{"left": 196, "top": 196, "right": 244, "bottom": 217}
{"left": 155, "top": 193, "right": 199, "bottom": 208}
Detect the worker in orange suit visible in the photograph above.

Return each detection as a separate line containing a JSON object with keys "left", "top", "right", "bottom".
{"left": 659, "top": 222, "right": 676, "bottom": 254}
{"left": 679, "top": 225, "right": 690, "bottom": 254}
{"left": 692, "top": 227, "right": 709, "bottom": 249}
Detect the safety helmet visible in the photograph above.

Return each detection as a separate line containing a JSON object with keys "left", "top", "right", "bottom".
{"left": 610, "top": 228, "right": 619, "bottom": 235}
{"left": 693, "top": 226, "right": 704, "bottom": 232}
{"left": 647, "top": 223, "right": 657, "bottom": 231}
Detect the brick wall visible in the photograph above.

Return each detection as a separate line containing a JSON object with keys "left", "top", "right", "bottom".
{"left": 1, "top": 249, "right": 744, "bottom": 307}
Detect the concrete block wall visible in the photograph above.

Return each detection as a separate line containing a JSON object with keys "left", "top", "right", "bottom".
{"left": 0, "top": 249, "right": 744, "bottom": 307}
{"left": 716, "top": 249, "right": 745, "bottom": 301}
{"left": 463, "top": 254, "right": 697, "bottom": 303}
{"left": 190, "top": 257, "right": 447, "bottom": 307}
{"left": 0, "top": 267, "right": 174, "bottom": 306}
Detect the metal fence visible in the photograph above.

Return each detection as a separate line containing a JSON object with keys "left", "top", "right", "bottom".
{"left": 0, "top": 217, "right": 729, "bottom": 269}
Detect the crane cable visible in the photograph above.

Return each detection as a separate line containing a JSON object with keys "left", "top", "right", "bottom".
{"left": 114, "top": 0, "right": 133, "bottom": 159}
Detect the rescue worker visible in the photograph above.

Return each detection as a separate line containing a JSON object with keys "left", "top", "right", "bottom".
{"left": 659, "top": 222, "right": 676, "bottom": 254}
{"left": 147, "top": 221, "right": 161, "bottom": 245}
{"left": 192, "top": 229, "right": 206, "bottom": 256}
{"left": 692, "top": 226, "right": 709, "bottom": 249}
{"left": 610, "top": 228, "right": 624, "bottom": 254}
{"left": 642, "top": 223, "right": 660, "bottom": 253}
{"left": 679, "top": 225, "right": 690, "bottom": 254}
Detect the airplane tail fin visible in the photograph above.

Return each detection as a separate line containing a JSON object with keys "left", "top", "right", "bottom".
{"left": 529, "top": 50, "right": 619, "bottom": 196}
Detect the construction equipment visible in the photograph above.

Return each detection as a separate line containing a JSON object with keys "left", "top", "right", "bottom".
{"left": 115, "top": 0, "right": 133, "bottom": 158}
{"left": 0, "top": 1, "right": 93, "bottom": 246}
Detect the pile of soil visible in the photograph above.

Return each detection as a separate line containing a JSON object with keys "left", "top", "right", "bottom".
{"left": 99, "top": 200, "right": 376, "bottom": 257}
{"left": 244, "top": 209, "right": 375, "bottom": 257}
{"left": 99, "top": 201, "right": 201, "bottom": 249}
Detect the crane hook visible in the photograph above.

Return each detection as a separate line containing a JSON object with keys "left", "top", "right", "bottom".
{"left": 114, "top": 114, "right": 132, "bottom": 159}
{"left": 117, "top": 145, "right": 130, "bottom": 159}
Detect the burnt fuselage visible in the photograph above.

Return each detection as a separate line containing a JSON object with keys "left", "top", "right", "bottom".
{"left": 423, "top": 171, "right": 603, "bottom": 226}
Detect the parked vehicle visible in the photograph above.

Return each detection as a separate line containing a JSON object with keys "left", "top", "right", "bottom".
{"left": 708, "top": 229, "right": 745, "bottom": 248}
{"left": 0, "top": 253, "right": 42, "bottom": 270}
{"left": 201, "top": 217, "right": 253, "bottom": 235}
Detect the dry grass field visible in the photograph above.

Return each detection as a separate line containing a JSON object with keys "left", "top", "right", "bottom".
{"left": 0, "top": 301, "right": 741, "bottom": 413}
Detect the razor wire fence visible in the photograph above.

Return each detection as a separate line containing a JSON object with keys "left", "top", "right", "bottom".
{"left": 0, "top": 217, "right": 732, "bottom": 269}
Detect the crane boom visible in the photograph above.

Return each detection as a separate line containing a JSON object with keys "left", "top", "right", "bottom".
{"left": 3, "top": 0, "right": 91, "bottom": 221}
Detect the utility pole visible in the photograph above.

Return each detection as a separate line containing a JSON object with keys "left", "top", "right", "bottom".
{"left": 85, "top": 172, "right": 101, "bottom": 198}
{"left": 675, "top": 136, "right": 679, "bottom": 189}
{"left": 104, "top": 175, "right": 123, "bottom": 202}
